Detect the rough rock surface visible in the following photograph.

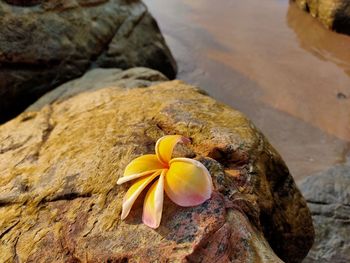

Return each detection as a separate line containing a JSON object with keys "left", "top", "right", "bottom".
{"left": 292, "top": 0, "right": 350, "bottom": 35}
{"left": 26, "top": 67, "right": 169, "bottom": 112}
{"left": 0, "top": 0, "right": 177, "bottom": 123}
{"left": 0, "top": 68, "right": 314, "bottom": 262}
{"left": 299, "top": 163, "right": 350, "bottom": 263}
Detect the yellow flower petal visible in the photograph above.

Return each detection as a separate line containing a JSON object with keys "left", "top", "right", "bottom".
{"left": 142, "top": 170, "right": 166, "bottom": 229}
{"left": 164, "top": 158, "right": 212, "bottom": 207}
{"left": 120, "top": 170, "right": 161, "bottom": 220}
{"left": 117, "top": 154, "right": 164, "bottom": 185}
{"left": 155, "top": 135, "right": 190, "bottom": 165}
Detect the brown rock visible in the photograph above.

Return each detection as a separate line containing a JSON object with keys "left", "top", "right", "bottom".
{"left": 0, "top": 68, "right": 313, "bottom": 262}
{"left": 0, "top": 0, "right": 177, "bottom": 123}
{"left": 292, "top": 0, "right": 350, "bottom": 35}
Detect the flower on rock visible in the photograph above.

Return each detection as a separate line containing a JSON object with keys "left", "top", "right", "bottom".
{"left": 117, "top": 135, "right": 213, "bottom": 229}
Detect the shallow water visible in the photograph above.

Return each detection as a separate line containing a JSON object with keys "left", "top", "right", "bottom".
{"left": 145, "top": 0, "right": 350, "bottom": 181}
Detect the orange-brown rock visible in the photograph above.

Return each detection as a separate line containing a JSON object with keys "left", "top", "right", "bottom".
{"left": 292, "top": 0, "right": 350, "bottom": 35}
{"left": 0, "top": 68, "right": 314, "bottom": 262}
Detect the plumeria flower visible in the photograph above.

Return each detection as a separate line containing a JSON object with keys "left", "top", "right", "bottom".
{"left": 117, "top": 135, "right": 213, "bottom": 229}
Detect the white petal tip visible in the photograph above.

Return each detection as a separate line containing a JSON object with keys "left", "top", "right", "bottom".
{"left": 120, "top": 211, "right": 128, "bottom": 220}
{"left": 142, "top": 217, "right": 160, "bottom": 229}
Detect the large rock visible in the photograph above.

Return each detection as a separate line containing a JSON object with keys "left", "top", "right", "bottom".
{"left": 0, "top": 0, "right": 177, "bottom": 123}
{"left": 0, "top": 68, "right": 314, "bottom": 262}
{"left": 292, "top": 0, "right": 350, "bottom": 35}
{"left": 299, "top": 163, "right": 350, "bottom": 263}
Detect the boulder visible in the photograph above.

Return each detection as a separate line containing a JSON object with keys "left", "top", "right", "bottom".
{"left": 0, "top": 0, "right": 177, "bottom": 123}
{"left": 292, "top": 0, "right": 350, "bottom": 35}
{"left": 299, "top": 163, "right": 350, "bottom": 263}
{"left": 0, "top": 68, "right": 314, "bottom": 262}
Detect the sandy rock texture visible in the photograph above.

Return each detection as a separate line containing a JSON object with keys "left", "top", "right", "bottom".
{"left": 0, "top": 68, "right": 313, "bottom": 262}
{"left": 292, "top": 0, "right": 350, "bottom": 34}
{"left": 300, "top": 163, "right": 350, "bottom": 263}
{"left": 0, "top": 0, "right": 176, "bottom": 123}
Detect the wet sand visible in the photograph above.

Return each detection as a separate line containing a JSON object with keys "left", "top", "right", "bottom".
{"left": 145, "top": 0, "right": 350, "bottom": 181}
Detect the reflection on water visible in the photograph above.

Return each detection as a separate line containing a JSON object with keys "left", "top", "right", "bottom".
{"left": 287, "top": 3, "right": 350, "bottom": 78}
{"left": 145, "top": 0, "right": 350, "bottom": 180}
